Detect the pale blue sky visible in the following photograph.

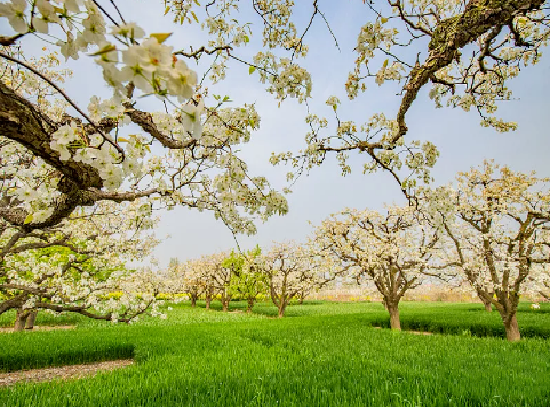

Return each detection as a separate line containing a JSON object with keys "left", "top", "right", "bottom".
{"left": 3, "top": 0, "right": 549, "bottom": 266}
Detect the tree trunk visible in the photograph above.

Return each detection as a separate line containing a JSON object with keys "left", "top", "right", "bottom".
{"left": 14, "top": 309, "right": 28, "bottom": 332}
{"left": 205, "top": 297, "right": 211, "bottom": 310}
{"left": 190, "top": 297, "right": 197, "bottom": 308}
{"left": 484, "top": 301, "right": 493, "bottom": 313}
{"left": 278, "top": 303, "right": 287, "bottom": 318}
{"left": 501, "top": 312, "right": 521, "bottom": 342}
{"left": 246, "top": 298, "right": 254, "bottom": 314}
{"left": 387, "top": 303, "right": 401, "bottom": 331}
{"left": 25, "top": 310, "right": 38, "bottom": 330}
{"left": 222, "top": 299, "right": 229, "bottom": 312}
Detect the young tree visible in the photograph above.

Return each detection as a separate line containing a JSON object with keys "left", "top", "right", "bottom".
{"left": 311, "top": 205, "right": 446, "bottom": 330}
{"left": 259, "top": 242, "right": 320, "bottom": 318}
{"left": 225, "top": 246, "right": 266, "bottom": 313}
{"left": 432, "top": 161, "right": 550, "bottom": 341}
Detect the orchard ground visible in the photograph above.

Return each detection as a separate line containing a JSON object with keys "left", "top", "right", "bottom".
{"left": 1, "top": 300, "right": 550, "bottom": 407}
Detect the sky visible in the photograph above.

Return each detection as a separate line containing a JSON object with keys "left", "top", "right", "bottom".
{"left": 4, "top": 0, "right": 550, "bottom": 267}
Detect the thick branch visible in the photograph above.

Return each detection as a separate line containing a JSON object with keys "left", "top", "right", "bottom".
{"left": 390, "top": 0, "right": 544, "bottom": 145}
{"left": 0, "top": 81, "right": 104, "bottom": 190}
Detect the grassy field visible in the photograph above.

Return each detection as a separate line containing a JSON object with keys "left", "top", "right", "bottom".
{"left": 1, "top": 301, "right": 549, "bottom": 406}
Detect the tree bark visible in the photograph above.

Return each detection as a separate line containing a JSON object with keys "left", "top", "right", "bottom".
{"left": 222, "top": 299, "right": 229, "bottom": 312}
{"left": 246, "top": 298, "right": 254, "bottom": 314}
{"left": 205, "top": 297, "right": 211, "bottom": 310}
{"left": 501, "top": 312, "right": 521, "bottom": 342}
{"left": 483, "top": 301, "right": 493, "bottom": 313}
{"left": 190, "top": 296, "right": 197, "bottom": 308}
{"left": 278, "top": 303, "right": 287, "bottom": 318}
{"left": 25, "top": 310, "right": 37, "bottom": 330}
{"left": 388, "top": 303, "right": 401, "bottom": 331}
{"left": 14, "top": 308, "right": 28, "bottom": 332}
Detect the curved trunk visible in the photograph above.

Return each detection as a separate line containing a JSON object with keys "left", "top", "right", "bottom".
{"left": 484, "top": 301, "right": 493, "bottom": 313}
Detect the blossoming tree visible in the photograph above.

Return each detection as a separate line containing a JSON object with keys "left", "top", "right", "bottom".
{"left": 166, "top": 258, "right": 207, "bottom": 308}
{"left": 430, "top": 162, "right": 550, "bottom": 341}
{"left": 311, "top": 205, "right": 449, "bottom": 330}
{"left": 0, "top": 199, "right": 163, "bottom": 330}
{"left": 258, "top": 241, "right": 322, "bottom": 318}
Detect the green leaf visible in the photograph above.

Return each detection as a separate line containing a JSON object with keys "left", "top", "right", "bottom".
{"left": 88, "top": 45, "right": 116, "bottom": 56}
{"left": 24, "top": 214, "right": 33, "bottom": 225}
{"left": 249, "top": 66, "right": 256, "bottom": 75}
{"left": 150, "top": 33, "right": 173, "bottom": 44}
{"left": 191, "top": 11, "right": 199, "bottom": 24}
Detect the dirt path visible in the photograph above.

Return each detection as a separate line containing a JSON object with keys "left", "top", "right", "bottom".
{"left": 0, "top": 360, "right": 134, "bottom": 387}
{"left": 0, "top": 325, "right": 76, "bottom": 333}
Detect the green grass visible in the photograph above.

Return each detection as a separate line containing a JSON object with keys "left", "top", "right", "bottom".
{"left": 1, "top": 301, "right": 549, "bottom": 406}
{"left": 0, "top": 328, "right": 134, "bottom": 372}
{"left": 248, "top": 300, "right": 550, "bottom": 338}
